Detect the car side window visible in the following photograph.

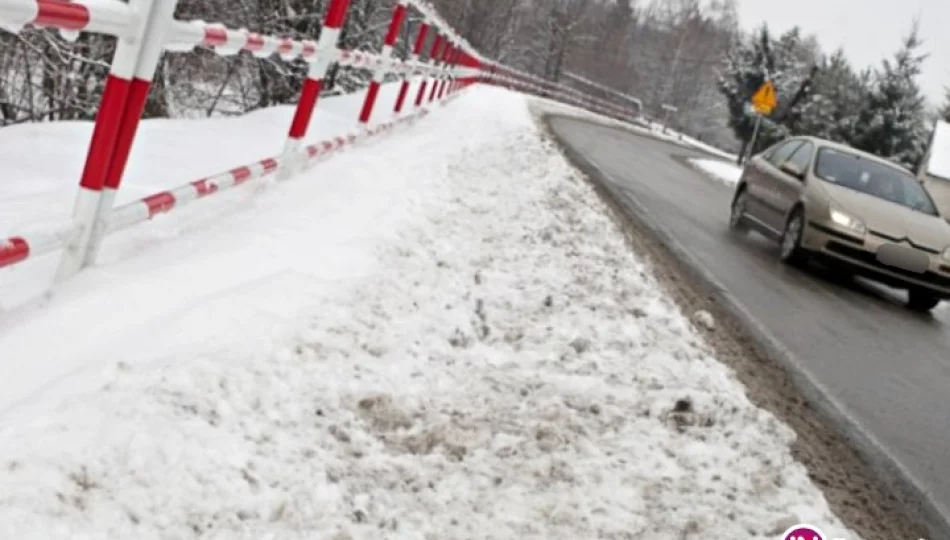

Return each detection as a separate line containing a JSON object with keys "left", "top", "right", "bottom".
{"left": 785, "top": 142, "right": 814, "bottom": 173}
{"left": 761, "top": 142, "right": 781, "bottom": 161}
{"left": 761, "top": 141, "right": 786, "bottom": 161}
{"left": 766, "top": 140, "right": 803, "bottom": 167}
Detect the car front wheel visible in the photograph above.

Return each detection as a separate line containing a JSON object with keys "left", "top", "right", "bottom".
{"left": 779, "top": 209, "right": 809, "bottom": 265}
{"left": 907, "top": 288, "right": 941, "bottom": 312}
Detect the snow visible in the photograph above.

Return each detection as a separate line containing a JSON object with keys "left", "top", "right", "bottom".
{"left": 689, "top": 158, "right": 744, "bottom": 186}
{"left": 925, "top": 119, "right": 950, "bottom": 181}
{"left": 0, "top": 82, "right": 420, "bottom": 307}
{"left": 677, "top": 135, "right": 738, "bottom": 161}
{"left": 0, "top": 85, "right": 858, "bottom": 539}
{"left": 526, "top": 94, "right": 736, "bottom": 161}
{"left": 561, "top": 71, "right": 643, "bottom": 109}
{"left": 0, "top": 81, "right": 434, "bottom": 405}
{"left": 653, "top": 127, "right": 737, "bottom": 161}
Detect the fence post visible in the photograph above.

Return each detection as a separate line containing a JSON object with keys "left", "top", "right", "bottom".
{"left": 458, "top": 51, "right": 472, "bottom": 92}
{"left": 394, "top": 18, "right": 429, "bottom": 114}
{"left": 429, "top": 38, "right": 451, "bottom": 102}
{"left": 458, "top": 50, "right": 467, "bottom": 90}
{"left": 434, "top": 42, "right": 452, "bottom": 100}
{"left": 277, "top": 0, "right": 353, "bottom": 181}
{"left": 446, "top": 50, "right": 456, "bottom": 96}
{"left": 452, "top": 49, "right": 465, "bottom": 95}
{"left": 438, "top": 45, "right": 458, "bottom": 100}
{"left": 54, "top": 0, "right": 163, "bottom": 281}
{"left": 430, "top": 40, "right": 448, "bottom": 101}
{"left": 449, "top": 46, "right": 461, "bottom": 94}
{"left": 357, "top": 0, "right": 407, "bottom": 131}
{"left": 462, "top": 50, "right": 473, "bottom": 89}
{"left": 415, "top": 32, "right": 442, "bottom": 108}
{"left": 82, "top": 0, "right": 180, "bottom": 267}
{"left": 446, "top": 45, "right": 458, "bottom": 97}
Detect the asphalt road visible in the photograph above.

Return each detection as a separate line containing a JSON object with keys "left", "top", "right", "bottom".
{"left": 547, "top": 115, "right": 950, "bottom": 524}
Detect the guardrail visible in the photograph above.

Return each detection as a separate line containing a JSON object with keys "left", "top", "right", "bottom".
{"left": 0, "top": 0, "right": 641, "bottom": 285}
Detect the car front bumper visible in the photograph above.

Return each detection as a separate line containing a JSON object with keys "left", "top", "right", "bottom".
{"left": 802, "top": 220, "right": 950, "bottom": 296}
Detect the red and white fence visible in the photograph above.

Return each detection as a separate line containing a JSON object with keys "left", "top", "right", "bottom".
{"left": 0, "top": 0, "right": 640, "bottom": 283}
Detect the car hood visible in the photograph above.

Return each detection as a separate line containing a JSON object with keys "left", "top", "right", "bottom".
{"left": 821, "top": 183, "right": 950, "bottom": 251}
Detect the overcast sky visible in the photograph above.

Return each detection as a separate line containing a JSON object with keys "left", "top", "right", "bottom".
{"left": 735, "top": 0, "right": 949, "bottom": 107}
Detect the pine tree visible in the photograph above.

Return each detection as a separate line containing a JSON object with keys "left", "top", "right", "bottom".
{"left": 852, "top": 22, "right": 930, "bottom": 169}
{"left": 794, "top": 49, "right": 867, "bottom": 143}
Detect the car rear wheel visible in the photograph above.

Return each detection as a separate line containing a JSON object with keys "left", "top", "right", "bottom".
{"left": 907, "top": 288, "right": 941, "bottom": 312}
{"left": 779, "top": 209, "right": 809, "bottom": 265}
{"left": 729, "top": 189, "right": 750, "bottom": 233}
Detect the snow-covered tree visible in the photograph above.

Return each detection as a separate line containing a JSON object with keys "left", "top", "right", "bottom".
{"left": 717, "top": 25, "right": 817, "bottom": 162}
{"left": 851, "top": 23, "right": 930, "bottom": 169}
{"left": 792, "top": 49, "right": 868, "bottom": 143}
{"left": 0, "top": 0, "right": 411, "bottom": 123}
{"left": 0, "top": 28, "right": 117, "bottom": 125}
{"left": 717, "top": 27, "right": 769, "bottom": 161}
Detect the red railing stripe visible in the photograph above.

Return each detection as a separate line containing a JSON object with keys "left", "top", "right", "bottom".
{"left": 0, "top": 238, "right": 30, "bottom": 269}
{"left": 144, "top": 192, "right": 176, "bottom": 217}
{"left": 34, "top": 0, "right": 90, "bottom": 30}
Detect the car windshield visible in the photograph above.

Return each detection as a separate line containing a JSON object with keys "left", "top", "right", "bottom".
{"left": 814, "top": 147, "right": 939, "bottom": 215}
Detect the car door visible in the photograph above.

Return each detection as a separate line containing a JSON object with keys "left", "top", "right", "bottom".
{"left": 762, "top": 140, "right": 814, "bottom": 230}
{"left": 743, "top": 139, "right": 803, "bottom": 230}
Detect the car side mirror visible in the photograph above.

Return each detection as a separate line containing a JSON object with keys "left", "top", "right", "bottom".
{"left": 779, "top": 160, "right": 805, "bottom": 180}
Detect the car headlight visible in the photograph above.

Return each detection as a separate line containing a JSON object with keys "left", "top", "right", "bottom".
{"left": 828, "top": 202, "right": 866, "bottom": 236}
{"left": 942, "top": 247, "right": 950, "bottom": 262}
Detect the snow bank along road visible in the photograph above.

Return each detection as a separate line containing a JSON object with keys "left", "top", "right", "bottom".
{"left": 545, "top": 114, "right": 946, "bottom": 539}
{"left": 0, "top": 86, "right": 870, "bottom": 538}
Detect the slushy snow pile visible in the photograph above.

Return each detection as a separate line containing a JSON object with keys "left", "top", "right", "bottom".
{"left": 0, "top": 85, "right": 857, "bottom": 539}
{"left": 690, "top": 157, "right": 744, "bottom": 186}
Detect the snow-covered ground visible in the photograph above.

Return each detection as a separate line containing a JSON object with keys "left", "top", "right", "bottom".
{"left": 0, "top": 83, "right": 417, "bottom": 306}
{"left": 0, "top": 85, "right": 857, "bottom": 539}
{"left": 642, "top": 123, "right": 738, "bottom": 161}
{"left": 527, "top": 97, "right": 737, "bottom": 161}
{"left": 690, "top": 158, "right": 744, "bottom": 186}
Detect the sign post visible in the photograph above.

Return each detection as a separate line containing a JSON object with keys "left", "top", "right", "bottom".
{"left": 660, "top": 103, "right": 678, "bottom": 135}
{"left": 746, "top": 114, "right": 763, "bottom": 162}
{"left": 744, "top": 80, "right": 778, "bottom": 163}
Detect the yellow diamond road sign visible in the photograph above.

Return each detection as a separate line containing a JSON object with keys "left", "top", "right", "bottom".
{"left": 751, "top": 80, "right": 777, "bottom": 115}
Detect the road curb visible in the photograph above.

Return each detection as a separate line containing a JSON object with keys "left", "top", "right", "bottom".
{"left": 540, "top": 112, "right": 950, "bottom": 540}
